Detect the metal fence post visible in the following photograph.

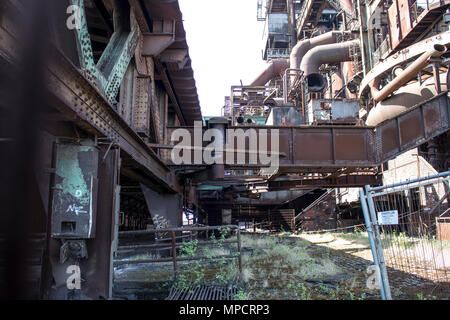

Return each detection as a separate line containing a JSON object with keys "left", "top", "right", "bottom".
{"left": 237, "top": 228, "right": 242, "bottom": 276}
{"left": 365, "top": 185, "right": 392, "bottom": 300}
{"left": 359, "top": 188, "right": 386, "bottom": 300}
{"left": 171, "top": 230, "right": 178, "bottom": 280}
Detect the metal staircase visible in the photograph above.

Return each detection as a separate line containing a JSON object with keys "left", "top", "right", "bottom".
{"left": 293, "top": 189, "right": 334, "bottom": 230}
{"left": 392, "top": 0, "right": 450, "bottom": 53}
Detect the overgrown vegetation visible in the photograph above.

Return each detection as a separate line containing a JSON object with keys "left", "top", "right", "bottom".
{"left": 172, "top": 227, "right": 240, "bottom": 292}
{"left": 237, "top": 234, "right": 372, "bottom": 300}
{"left": 115, "top": 230, "right": 450, "bottom": 300}
{"left": 150, "top": 232, "right": 376, "bottom": 299}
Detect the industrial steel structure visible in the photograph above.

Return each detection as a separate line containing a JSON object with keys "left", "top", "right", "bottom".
{"left": 0, "top": 0, "right": 449, "bottom": 299}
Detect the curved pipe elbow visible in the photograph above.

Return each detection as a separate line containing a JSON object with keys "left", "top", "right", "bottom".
{"left": 250, "top": 58, "right": 289, "bottom": 86}
{"left": 301, "top": 39, "right": 360, "bottom": 92}
{"left": 289, "top": 30, "right": 349, "bottom": 71}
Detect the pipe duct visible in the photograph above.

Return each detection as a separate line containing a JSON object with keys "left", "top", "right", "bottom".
{"left": 300, "top": 39, "right": 360, "bottom": 92}
{"left": 250, "top": 58, "right": 289, "bottom": 86}
{"left": 289, "top": 30, "right": 348, "bottom": 73}
{"left": 331, "top": 70, "right": 344, "bottom": 98}
{"left": 366, "top": 71, "right": 449, "bottom": 126}
{"left": 339, "top": 0, "right": 353, "bottom": 15}
{"left": 369, "top": 44, "right": 447, "bottom": 102}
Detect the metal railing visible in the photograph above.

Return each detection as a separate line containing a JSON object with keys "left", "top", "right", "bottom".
{"left": 283, "top": 68, "right": 302, "bottom": 103}
{"left": 410, "top": 0, "right": 443, "bottom": 25}
{"left": 360, "top": 171, "right": 450, "bottom": 300}
{"left": 293, "top": 189, "right": 334, "bottom": 229}
{"left": 230, "top": 85, "right": 279, "bottom": 124}
{"left": 266, "top": 48, "right": 290, "bottom": 58}
{"left": 114, "top": 225, "right": 242, "bottom": 280}
{"left": 373, "top": 36, "right": 391, "bottom": 63}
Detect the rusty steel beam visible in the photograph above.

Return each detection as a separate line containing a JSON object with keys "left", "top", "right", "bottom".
{"left": 129, "top": 0, "right": 151, "bottom": 33}
{"left": 267, "top": 174, "right": 381, "bottom": 190}
{"left": 45, "top": 47, "right": 175, "bottom": 192}
{"left": 166, "top": 93, "right": 449, "bottom": 169}
{"left": 154, "top": 58, "right": 186, "bottom": 126}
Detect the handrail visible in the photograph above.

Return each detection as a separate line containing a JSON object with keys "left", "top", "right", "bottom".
{"left": 114, "top": 225, "right": 242, "bottom": 280}
{"left": 119, "top": 224, "right": 239, "bottom": 235}
{"left": 293, "top": 189, "right": 334, "bottom": 226}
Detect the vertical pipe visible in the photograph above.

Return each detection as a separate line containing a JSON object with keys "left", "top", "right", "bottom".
{"left": 360, "top": 189, "right": 386, "bottom": 300}
{"left": 342, "top": 61, "right": 356, "bottom": 98}
{"left": 208, "top": 118, "right": 227, "bottom": 179}
{"left": 357, "top": 0, "right": 368, "bottom": 74}
{"left": 364, "top": 185, "right": 393, "bottom": 300}
{"left": 432, "top": 62, "right": 442, "bottom": 94}
{"left": 288, "top": 0, "right": 297, "bottom": 48}
{"left": 331, "top": 70, "right": 344, "bottom": 98}
{"left": 339, "top": 0, "right": 353, "bottom": 14}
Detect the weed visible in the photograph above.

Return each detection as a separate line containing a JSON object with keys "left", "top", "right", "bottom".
{"left": 179, "top": 239, "right": 198, "bottom": 257}
{"left": 234, "top": 289, "right": 248, "bottom": 300}
{"left": 393, "top": 288, "right": 403, "bottom": 297}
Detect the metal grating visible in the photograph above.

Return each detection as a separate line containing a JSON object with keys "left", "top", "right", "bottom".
{"left": 166, "top": 284, "right": 238, "bottom": 300}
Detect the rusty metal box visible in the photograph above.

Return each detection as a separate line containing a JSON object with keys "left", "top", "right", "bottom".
{"left": 51, "top": 142, "right": 99, "bottom": 239}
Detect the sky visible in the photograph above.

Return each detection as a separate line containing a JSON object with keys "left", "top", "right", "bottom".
{"left": 178, "top": 0, "right": 268, "bottom": 117}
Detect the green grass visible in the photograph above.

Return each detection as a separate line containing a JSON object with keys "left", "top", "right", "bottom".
{"left": 336, "top": 231, "right": 370, "bottom": 245}
{"left": 237, "top": 234, "right": 353, "bottom": 299}
{"left": 116, "top": 231, "right": 450, "bottom": 300}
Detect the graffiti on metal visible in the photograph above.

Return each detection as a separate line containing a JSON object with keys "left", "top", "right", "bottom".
{"left": 51, "top": 143, "right": 99, "bottom": 238}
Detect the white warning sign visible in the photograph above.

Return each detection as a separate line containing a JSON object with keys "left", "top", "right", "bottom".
{"left": 377, "top": 210, "right": 399, "bottom": 225}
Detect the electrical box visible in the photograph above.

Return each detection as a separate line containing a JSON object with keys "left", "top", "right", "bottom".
{"left": 51, "top": 142, "right": 99, "bottom": 239}
{"left": 307, "top": 99, "right": 360, "bottom": 124}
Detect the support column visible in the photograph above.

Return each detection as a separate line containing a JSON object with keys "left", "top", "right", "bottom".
{"left": 80, "top": 147, "right": 120, "bottom": 299}
{"left": 207, "top": 117, "right": 228, "bottom": 180}
{"left": 48, "top": 145, "right": 120, "bottom": 300}
{"left": 141, "top": 184, "right": 183, "bottom": 227}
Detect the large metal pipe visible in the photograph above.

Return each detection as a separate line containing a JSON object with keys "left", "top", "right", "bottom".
{"left": 289, "top": 30, "right": 348, "bottom": 72}
{"left": 331, "top": 69, "right": 344, "bottom": 97}
{"left": 342, "top": 60, "right": 356, "bottom": 98}
{"left": 249, "top": 58, "right": 289, "bottom": 86}
{"left": 301, "top": 39, "right": 360, "bottom": 92}
{"left": 339, "top": 0, "right": 355, "bottom": 98}
{"left": 366, "top": 71, "right": 449, "bottom": 126}
{"left": 369, "top": 44, "right": 447, "bottom": 102}
{"left": 339, "top": 0, "right": 353, "bottom": 15}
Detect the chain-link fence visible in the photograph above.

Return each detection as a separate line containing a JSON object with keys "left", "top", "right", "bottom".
{"left": 360, "top": 171, "right": 450, "bottom": 299}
